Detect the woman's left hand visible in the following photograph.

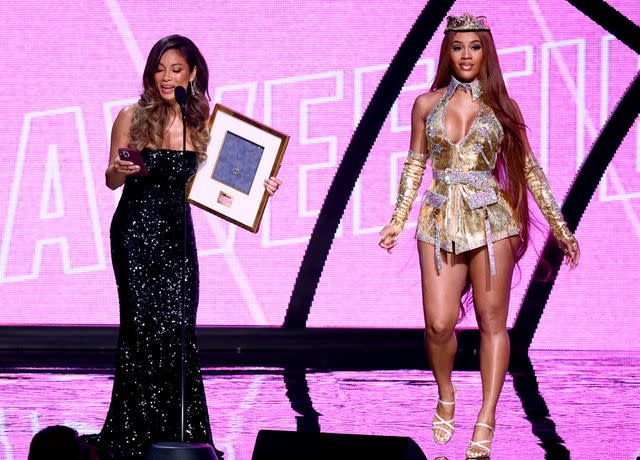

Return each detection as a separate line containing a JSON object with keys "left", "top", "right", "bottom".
{"left": 264, "top": 177, "right": 282, "bottom": 196}
{"left": 557, "top": 233, "right": 580, "bottom": 269}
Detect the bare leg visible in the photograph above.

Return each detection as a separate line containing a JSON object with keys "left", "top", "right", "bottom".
{"left": 418, "top": 241, "right": 468, "bottom": 443}
{"left": 466, "top": 236, "right": 518, "bottom": 457}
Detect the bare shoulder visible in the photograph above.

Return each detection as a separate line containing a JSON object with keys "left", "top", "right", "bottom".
{"left": 116, "top": 104, "right": 138, "bottom": 124}
{"left": 112, "top": 104, "right": 138, "bottom": 134}
{"left": 413, "top": 89, "right": 445, "bottom": 118}
{"left": 110, "top": 104, "right": 140, "bottom": 146}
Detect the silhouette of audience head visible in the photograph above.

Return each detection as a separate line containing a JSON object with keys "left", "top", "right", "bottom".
{"left": 28, "top": 425, "right": 89, "bottom": 460}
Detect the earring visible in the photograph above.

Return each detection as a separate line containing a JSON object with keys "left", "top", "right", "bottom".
{"left": 190, "top": 80, "right": 196, "bottom": 95}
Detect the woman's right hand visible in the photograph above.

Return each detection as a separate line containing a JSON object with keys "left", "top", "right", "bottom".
{"left": 557, "top": 231, "right": 580, "bottom": 270}
{"left": 378, "top": 224, "right": 400, "bottom": 253}
{"left": 111, "top": 156, "right": 140, "bottom": 176}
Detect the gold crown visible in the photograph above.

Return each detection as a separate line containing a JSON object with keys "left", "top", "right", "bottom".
{"left": 445, "top": 13, "right": 490, "bottom": 32}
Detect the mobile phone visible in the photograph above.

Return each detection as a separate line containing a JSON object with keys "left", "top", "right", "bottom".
{"left": 118, "top": 147, "right": 148, "bottom": 176}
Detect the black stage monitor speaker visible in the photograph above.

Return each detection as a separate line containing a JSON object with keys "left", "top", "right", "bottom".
{"left": 251, "top": 430, "right": 427, "bottom": 460}
{"left": 144, "top": 442, "right": 217, "bottom": 460}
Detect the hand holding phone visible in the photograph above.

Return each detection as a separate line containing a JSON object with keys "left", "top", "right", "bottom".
{"left": 118, "top": 148, "right": 148, "bottom": 176}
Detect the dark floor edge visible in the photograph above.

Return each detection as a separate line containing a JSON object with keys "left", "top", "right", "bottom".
{"left": 1, "top": 326, "right": 476, "bottom": 352}
{"left": 0, "top": 326, "right": 485, "bottom": 370}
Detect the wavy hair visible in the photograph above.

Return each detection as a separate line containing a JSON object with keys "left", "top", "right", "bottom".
{"left": 129, "top": 35, "right": 211, "bottom": 159}
{"left": 431, "top": 30, "right": 532, "bottom": 318}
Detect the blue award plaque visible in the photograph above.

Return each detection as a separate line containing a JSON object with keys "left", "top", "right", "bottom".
{"left": 188, "top": 103, "right": 289, "bottom": 233}
{"left": 212, "top": 132, "right": 264, "bottom": 195}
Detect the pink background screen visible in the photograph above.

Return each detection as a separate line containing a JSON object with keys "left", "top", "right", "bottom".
{"left": 0, "top": 0, "right": 638, "bottom": 350}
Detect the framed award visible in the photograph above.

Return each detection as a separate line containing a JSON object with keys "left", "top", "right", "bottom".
{"left": 187, "top": 104, "right": 289, "bottom": 233}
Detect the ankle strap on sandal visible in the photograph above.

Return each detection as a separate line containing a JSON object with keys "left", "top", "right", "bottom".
{"left": 475, "top": 422, "right": 494, "bottom": 433}
{"left": 437, "top": 384, "right": 456, "bottom": 406}
{"left": 438, "top": 398, "right": 455, "bottom": 405}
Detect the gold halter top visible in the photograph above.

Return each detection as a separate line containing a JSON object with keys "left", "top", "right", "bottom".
{"left": 390, "top": 76, "right": 569, "bottom": 275}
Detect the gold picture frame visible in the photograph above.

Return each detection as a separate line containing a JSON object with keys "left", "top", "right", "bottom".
{"left": 187, "top": 104, "right": 289, "bottom": 233}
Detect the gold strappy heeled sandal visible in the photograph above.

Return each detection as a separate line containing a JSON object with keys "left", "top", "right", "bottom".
{"left": 465, "top": 422, "right": 495, "bottom": 458}
{"left": 432, "top": 385, "right": 456, "bottom": 444}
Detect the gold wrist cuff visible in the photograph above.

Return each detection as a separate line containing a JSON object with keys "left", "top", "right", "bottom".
{"left": 554, "top": 223, "right": 575, "bottom": 243}
{"left": 389, "top": 218, "right": 405, "bottom": 235}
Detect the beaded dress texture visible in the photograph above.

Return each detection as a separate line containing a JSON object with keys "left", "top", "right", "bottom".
{"left": 98, "top": 148, "right": 213, "bottom": 459}
{"left": 390, "top": 77, "right": 569, "bottom": 273}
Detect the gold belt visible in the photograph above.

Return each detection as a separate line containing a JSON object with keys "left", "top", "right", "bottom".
{"left": 431, "top": 169, "right": 497, "bottom": 276}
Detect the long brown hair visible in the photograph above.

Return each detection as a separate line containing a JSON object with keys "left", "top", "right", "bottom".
{"left": 432, "top": 30, "right": 531, "bottom": 260}
{"left": 130, "top": 35, "right": 211, "bottom": 159}
{"left": 431, "top": 30, "right": 532, "bottom": 316}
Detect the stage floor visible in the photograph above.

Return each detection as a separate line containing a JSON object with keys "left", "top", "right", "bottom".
{"left": 1, "top": 350, "right": 638, "bottom": 459}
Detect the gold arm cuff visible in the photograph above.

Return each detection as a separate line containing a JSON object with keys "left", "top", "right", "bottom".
{"left": 524, "top": 152, "right": 568, "bottom": 239}
{"left": 390, "top": 150, "right": 428, "bottom": 232}
{"left": 388, "top": 218, "right": 405, "bottom": 235}
{"left": 554, "top": 223, "right": 576, "bottom": 244}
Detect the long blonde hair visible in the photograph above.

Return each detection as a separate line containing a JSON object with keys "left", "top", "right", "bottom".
{"left": 129, "top": 35, "right": 211, "bottom": 160}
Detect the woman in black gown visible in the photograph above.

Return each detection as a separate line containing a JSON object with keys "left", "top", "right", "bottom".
{"left": 98, "top": 35, "right": 281, "bottom": 459}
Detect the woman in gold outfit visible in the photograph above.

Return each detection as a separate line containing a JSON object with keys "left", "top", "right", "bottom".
{"left": 379, "top": 14, "right": 580, "bottom": 459}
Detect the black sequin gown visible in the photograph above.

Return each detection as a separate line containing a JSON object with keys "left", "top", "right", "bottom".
{"left": 98, "top": 148, "right": 215, "bottom": 459}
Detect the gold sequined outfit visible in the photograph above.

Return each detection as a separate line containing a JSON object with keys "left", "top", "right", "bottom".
{"left": 390, "top": 77, "right": 569, "bottom": 274}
